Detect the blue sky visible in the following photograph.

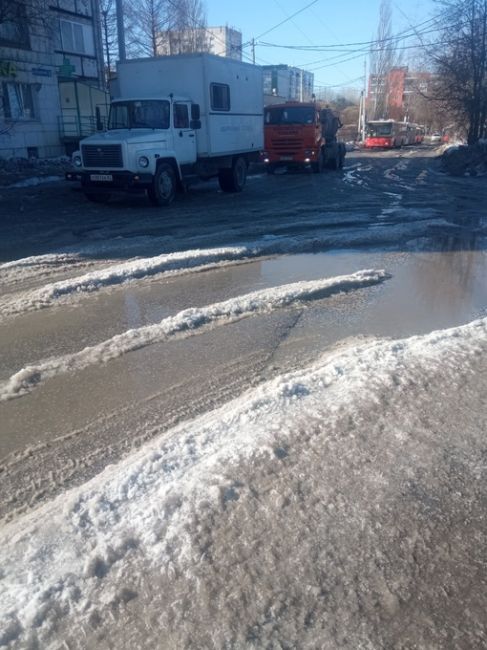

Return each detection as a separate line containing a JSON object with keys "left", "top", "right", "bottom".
{"left": 207, "top": 0, "right": 436, "bottom": 92}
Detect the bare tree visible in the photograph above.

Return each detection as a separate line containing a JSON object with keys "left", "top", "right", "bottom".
{"left": 123, "top": 0, "right": 209, "bottom": 58}
{"left": 165, "top": 0, "right": 209, "bottom": 54}
{"left": 430, "top": 0, "right": 487, "bottom": 144}
{"left": 369, "top": 0, "right": 397, "bottom": 119}
{"left": 124, "top": 0, "right": 170, "bottom": 58}
{"left": 0, "top": 0, "right": 50, "bottom": 46}
{"left": 100, "top": 0, "right": 118, "bottom": 78}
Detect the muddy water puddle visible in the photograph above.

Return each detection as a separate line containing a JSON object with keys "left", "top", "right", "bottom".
{"left": 259, "top": 246, "right": 487, "bottom": 355}
{"left": 1, "top": 243, "right": 486, "bottom": 461}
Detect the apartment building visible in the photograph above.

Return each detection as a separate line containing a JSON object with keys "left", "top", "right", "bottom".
{"left": 262, "top": 64, "right": 314, "bottom": 104}
{"left": 157, "top": 26, "right": 243, "bottom": 61}
{"left": 367, "top": 66, "right": 433, "bottom": 122}
{"left": 0, "top": 0, "right": 106, "bottom": 159}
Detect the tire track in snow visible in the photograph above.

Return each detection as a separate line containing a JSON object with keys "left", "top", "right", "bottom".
{"left": 0, "top": 269, "right": 390, "bottom": 401}
{"left": 0, "top": 350, "right": 273, "bottom": 523}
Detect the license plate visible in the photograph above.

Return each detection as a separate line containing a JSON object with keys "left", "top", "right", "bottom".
{"left": 280, "top": 156, "right": 293, "bottom": 161}
{"left": 90, "top": 174, "right": 113, "bottom": 182}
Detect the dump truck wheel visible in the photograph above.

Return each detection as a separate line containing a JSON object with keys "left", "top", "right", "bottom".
{"left": 312, "top": 150, "right": 324, "bottom": 173}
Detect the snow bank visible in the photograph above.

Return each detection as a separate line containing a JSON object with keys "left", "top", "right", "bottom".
{"left": 1, "top": 217, "right": 448, "bottom": 318}
{"left": 0, "top": 253, "right": 82, "bottom": 271}
{"left": 0, "top": 246, "right": 250, "bottom": 318}
{"left": 0, "top": 269, "right": 390, "bottom": 401}
{"left": 441, "top": 141, "right": 487, "bottom": 176}
{"left": 0, "top": 315, "right": 486, "bottom": 648}
{"left": 7, "top": 175, "right": 63, "bottom": 188}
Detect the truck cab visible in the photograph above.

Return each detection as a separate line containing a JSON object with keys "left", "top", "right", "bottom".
{"left": 67, "top": 97, "right": 201, "bottom": 205}
{"left": 262, "top": 101, "right": 345, "bottom": 174}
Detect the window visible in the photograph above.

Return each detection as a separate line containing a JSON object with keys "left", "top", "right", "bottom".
{"left": 2, "top": 83, "right": 36, "bottom": 120}
{"left": 173, "top": 103, "right": 189, "bottom": 129}
{"left": 61, "top": 20, "right": 85, "bottom": 52}
{"left": 0, "top": 5, "right": 30, "bottom": 48}
{"left": 265, "top": 106, "right": 315, "bottom": 125}
{"left": 59, "top": 20, "right": 95, "bottom": 55}
{"left": 210, "top": 83, "right": 230, "bottom": 111}
{"left": 108, "top": 101, "right": 170, "bottom": 130}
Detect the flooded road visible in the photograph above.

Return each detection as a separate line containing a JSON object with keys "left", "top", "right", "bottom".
{"left": 1, "top": 146, "right": 486, "bottom": 522}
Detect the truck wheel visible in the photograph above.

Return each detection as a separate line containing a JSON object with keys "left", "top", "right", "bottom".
{"left": 312, "top": 150, "right": 324, "bottom": 173}
{"left": 329, "top": 153, "right": 340, "bottom": 170}
{"left": 218, "top": 156, "right": 247, "bottom": 192}
{"left": 84, "top": 192, "right": 111, "bottom": 203}
{"left": 148, "top": 163, "right": 176, "bottom": 206}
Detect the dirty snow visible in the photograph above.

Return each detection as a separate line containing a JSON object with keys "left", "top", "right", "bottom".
{"left": 0, "top": 315, "right": 486, "bottom": 649}
{"left": 7, "top": 175, "right": 63, "bottom": 188}
{"left": 0, "top": 246, "right": 251, "bottom": 318}
{"left": 0, "top": 269, "right": 390, "bottom": 400}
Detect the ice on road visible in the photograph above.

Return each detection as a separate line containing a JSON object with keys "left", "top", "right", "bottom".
{"left": 1, "top": 316, "right": 486, "bottom": 649}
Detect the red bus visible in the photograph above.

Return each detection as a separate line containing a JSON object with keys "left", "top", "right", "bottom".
{"left": 364, "top": 120, "right": 409, "bottom": 148}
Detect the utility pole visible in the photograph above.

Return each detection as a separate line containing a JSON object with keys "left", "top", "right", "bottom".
{"left": 357, "top": 91, "right": 363, "bottom": 142}
{"left": 251, "top": 38, "right": 255, "bottom": 65}
{"left": 115, "top": 0, "right": 126, "bottom": 61}
{"left": 362, "top": 58, "right": 367, "bottom": 142}
{"left": 102, "top": 9, "right": 111, "bottom": 83}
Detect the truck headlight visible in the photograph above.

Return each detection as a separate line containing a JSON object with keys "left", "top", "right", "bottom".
{"left": 138, "top": 156, "right": 149, "bottom": 168}
{"left": 73, "top": 155, "right": 82, "bottom": 168}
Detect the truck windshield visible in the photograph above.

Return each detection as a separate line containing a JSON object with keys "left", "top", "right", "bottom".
{"left": 265, "top": 107, "right": 315, "bottom": 125}
{"left": 366, "top": 122, "right": 393, "bottom": 136}
{"left": 108, "top": 100, "right": 170, "bottom": 129}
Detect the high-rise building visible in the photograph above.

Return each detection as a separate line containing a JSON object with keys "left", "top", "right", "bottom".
{"left": 262, "top": 65, "right": 314, "bottom": 103}
{"left": 157, "top": 26, "right": 242, "bottom": 61}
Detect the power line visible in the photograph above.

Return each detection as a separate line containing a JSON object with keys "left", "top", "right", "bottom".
{"left": 163, "top": 0, "right": 273, "bottom": 65}
{"left": 272, "top": 0, "right": 315, "bottom": 45}
{"left": 302, "top": 37, "right": 463, "bottom": 72}
{"left": 256, "top": 16, "right": 441, "bottom": 53}
{"left": 314, "top": 76, "right": 364, "bottom": 88}
{"left": 242, "top": 0, "right": 320, "bottom": 46}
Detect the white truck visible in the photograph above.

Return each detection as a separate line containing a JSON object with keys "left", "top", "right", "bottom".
{"left": 67, "top": 53, "right": 263, "bottom": 205}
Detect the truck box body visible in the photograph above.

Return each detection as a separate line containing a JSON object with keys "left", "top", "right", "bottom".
{"left": 68, "top": 53, "right": 264, "bottom": 205}
{"left": 114, "top": 53, "right": 264, "bottom": 157}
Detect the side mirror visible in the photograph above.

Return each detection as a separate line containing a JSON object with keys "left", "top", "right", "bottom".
{"left": 95, "top": 107, "right": 104, "bottom": 131}
{"left": 191, "top": 104, "right": 200, "bottom": 120}
{"left": 190, "top": 119, "right": 201, "bottom": 130}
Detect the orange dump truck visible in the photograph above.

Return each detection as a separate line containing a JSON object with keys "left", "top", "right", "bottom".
{"left": 262, "top": 101, "right": 346, "bottom": 173}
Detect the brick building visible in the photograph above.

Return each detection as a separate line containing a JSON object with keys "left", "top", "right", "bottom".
{"left": 367, "top": 66, "right": 432, "bottom": 122}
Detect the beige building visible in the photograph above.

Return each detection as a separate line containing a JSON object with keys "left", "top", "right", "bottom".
{"left": 157, "top": 26, "right": 242, "bottom": 61}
